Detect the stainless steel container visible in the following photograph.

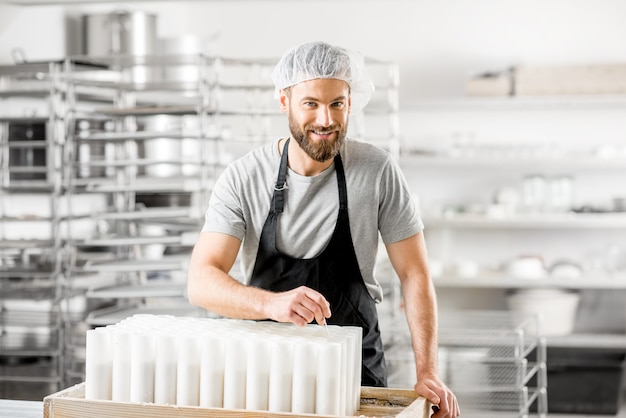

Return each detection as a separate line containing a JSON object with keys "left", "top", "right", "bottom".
{"left": 157, "top": 35, "right": 215, "bottom": 83}
{"left": 82, "top": 11, "right": 157, "bottom": 83}
{"left": 82, "top": 11, "right": 157, "bottom": 57}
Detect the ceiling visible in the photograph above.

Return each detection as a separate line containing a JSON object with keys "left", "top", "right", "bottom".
{"left": 0, "top": 0, "right": 193, "bottom": 4}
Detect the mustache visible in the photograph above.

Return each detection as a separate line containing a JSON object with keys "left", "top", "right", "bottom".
{"left": 306, "top": 125, "right": 339, "bottom": 134}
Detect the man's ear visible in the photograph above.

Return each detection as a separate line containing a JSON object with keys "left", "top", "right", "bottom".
{"left": 278, "top": 89, "right": 289, "bottom": 113}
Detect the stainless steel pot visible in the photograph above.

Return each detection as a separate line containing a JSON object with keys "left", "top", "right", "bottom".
{"left": 82, "top": 11, "right": 157, "bottom": 56}
{"left": 158, "top": 35, "right": 216, "bottom": 83}
{"left": 82, "top": 11, "right": 158, "bottom": 83}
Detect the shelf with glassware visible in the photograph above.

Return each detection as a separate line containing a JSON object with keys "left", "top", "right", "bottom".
{"left": 398, "top": 95, "right": 626, "bottom": 416}
{"left": 413, "top": 204, "right": 626, "bottom": 351}
{"left": 400, "top": 129, "right": 624, "bottom": 255}
{"left": 428, "top": 269, "right": 626, "bottom": 350}
{"left": 0, "top": 62, "right": 68, "bottom": 399}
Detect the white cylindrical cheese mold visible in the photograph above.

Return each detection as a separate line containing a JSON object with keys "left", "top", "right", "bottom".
{"left": 85, "top": 327, "right": 112, "bottom": 400}
{"left": 130, "top": 332, "right": 156, "bottom": 403}
{"left": 154, "top": 334, "right": 178, "bottom": 405}
{"left": 176, "top": 334, "right": 201, "bottom": 406}
{"left": 111, "top": 330, "right": 132, "bottom": 402}
{"left": 223, "top": 334, "right": 247, "bottom": 409}
{"left": 199, "top": 333, "right": 225, "bottom": 408}
{"left": 291, "top": 340, "right": 317, "bottom": 414}
{"left": 268, "top": 338, "right": 293, "bottom": 412}
{"left": 315, "top": 342, "right": 342, "bottom": 415}
{"left": 246, "top": 337, "right": 270, "bottom": 410}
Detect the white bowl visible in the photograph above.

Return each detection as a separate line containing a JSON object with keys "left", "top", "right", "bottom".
{"left": 507, "top": 256, "right": 547, "bottom": 280}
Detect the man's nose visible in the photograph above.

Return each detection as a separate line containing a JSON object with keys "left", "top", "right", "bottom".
{"left": 315, "top": 106, "right": 333, "bottom": 127}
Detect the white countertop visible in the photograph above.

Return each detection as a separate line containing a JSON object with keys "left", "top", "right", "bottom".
{"left": 0, "top": 399, "right": 42, "bottom": 418}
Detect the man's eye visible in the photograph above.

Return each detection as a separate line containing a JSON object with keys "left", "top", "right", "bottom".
{"left": 332, "top": 102, "right": 345, "bottom": 108}
{"left": 303, "top": 102, "right": 317, "bottom": 107}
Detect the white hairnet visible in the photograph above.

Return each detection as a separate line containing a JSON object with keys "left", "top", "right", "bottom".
{"left": 271, "top": 41, "right": 374, "bottom": 113}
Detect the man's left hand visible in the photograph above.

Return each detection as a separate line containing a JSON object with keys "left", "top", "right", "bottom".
{"left": 414, "top": 373, "right": 460, "bottom": 417}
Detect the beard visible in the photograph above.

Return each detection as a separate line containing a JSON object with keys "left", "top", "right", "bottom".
{"left": 288, "top": 113, "right": 347, "bottom": 162}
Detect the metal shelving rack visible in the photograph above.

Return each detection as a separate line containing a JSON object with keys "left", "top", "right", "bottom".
{"left": 1, "top": 53, "right": 402, "bottom": 396}
{"left": 0, "top": 61, "right": 67, "bottom": 400}
{"left": 383, "top": 310, "right": 547, "bottom": 418}
{"left": 437, "top": 311, "right": 547, "bottom": 418}
{"left": 61, "top": 54, "right": 218, "bottom": 386}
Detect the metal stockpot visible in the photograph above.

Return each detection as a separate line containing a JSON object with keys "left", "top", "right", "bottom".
{"left": 82, "top": 11, "right": 157, "bottom": 57}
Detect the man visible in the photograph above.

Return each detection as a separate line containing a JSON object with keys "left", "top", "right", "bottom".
{"left": 187, "top": 41, "right": 459, "bottom": 417}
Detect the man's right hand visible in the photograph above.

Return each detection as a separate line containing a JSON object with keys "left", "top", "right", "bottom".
{"left": 265, "top": 285, "right": 331, "bottom": 326}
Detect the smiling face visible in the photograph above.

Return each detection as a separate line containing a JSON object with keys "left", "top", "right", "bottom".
{"left": 280, "top": 78, "right": 351, "bottom": 162}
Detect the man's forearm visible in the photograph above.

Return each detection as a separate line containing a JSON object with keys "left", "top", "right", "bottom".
{"left": 401, "top": 274, "right": 439, "bottom": 378}
{"left": 187, "top": 264, "right": 272, "bottom": 320}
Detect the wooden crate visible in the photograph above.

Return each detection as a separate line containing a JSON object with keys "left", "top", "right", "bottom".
{"left": 43, "top": 383, "right": 430, "bottom": 418}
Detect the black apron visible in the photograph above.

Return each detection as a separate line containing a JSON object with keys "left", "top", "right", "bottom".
{"left": 249, "top": 138, "right": 387, "bottom": 387}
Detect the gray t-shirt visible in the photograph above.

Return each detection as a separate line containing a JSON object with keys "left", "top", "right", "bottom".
{"left": 202, "top": 138, "right": 423, "bottom": 302}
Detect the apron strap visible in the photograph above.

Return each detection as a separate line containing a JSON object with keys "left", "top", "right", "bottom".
{"left": 272, "top": 138, "right": 290, "bottom": 214}
{"left": 272, "top": 138, "right": 348, "bottom": 212}
{"left": 333, "top": 153, "right": 348, "bottom": 211}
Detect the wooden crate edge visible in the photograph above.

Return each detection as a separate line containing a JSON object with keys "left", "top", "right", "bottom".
{"left": 44, "top": 383, "right": 430, "bottom": 418}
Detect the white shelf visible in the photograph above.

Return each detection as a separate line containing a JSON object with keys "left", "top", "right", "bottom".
{"left": 424, "top": 212, "right": 626, "bottom": 229}
{"left": 546, "top": 333, "right": 626, "bottom": 349}
{"left": 433, "top": 273, "right": 626, "bottom": 289}
{"left": 400, "top": 154, "right": 626, "bottom": 170}
{"left": 404, "top": 95, "right": 626, "bottom": 111}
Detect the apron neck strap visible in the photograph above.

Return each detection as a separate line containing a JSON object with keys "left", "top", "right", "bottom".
{"left": 272, "top": 138, "right": 348, "bottom": 213}
{"left": 334, "top": 152, "right": 348, "bottom": 211}
{"left": 272, "top": 138, "right": 290, "bottom": 213}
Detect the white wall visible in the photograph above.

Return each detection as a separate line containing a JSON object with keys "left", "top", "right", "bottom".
{"left": 2, "top": 0, "right": 626, "bottom": 101}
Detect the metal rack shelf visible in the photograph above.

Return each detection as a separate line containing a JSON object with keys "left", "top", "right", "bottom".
{"left": 70, "top": 176, "right": 209, "bottom": 193}
{"left": 86, "top": 282, "right": 186, "bottom": 299}
{"left": 93, "top": 104, "right": 214, "bottom": 117}
{"left": 0, "top": 358, "right": 62, "bottom": 381}
{"left": 76, "top": 234, "right": 183, "bottom": 247}
{"left": 2, "top": 53, "right": 401, "bottom": 399}
{"left": 89, "top": 206, "right": 194, "bottom": 220}
{"left": 383, "top": 310, "right": 547, "bottom": 417}
{"left": 75, "top": 256, "right": 186, "bottom": 273}
{"left": 74, "top": 130, "right": 192, "bottom": 141}
{"left": 0, "top": 116, "right": 50, "bottom": 123}
{"left": 1, "top": 60, "right": 71, "bottom": 399}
